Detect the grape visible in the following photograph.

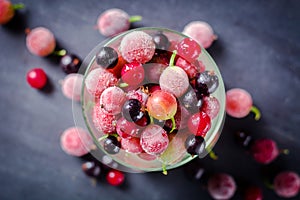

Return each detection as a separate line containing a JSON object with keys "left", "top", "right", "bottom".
{"left": 82, "top": 161, "right": 102, "bottom": 178}
{"left": 250, "top": 138, "right": 279, "bottom": 164}
{"left": 61, "top": 73, "right": 83, "bottom": 101}
{"left": 274, "top": 171, "right": 300, "bottom": 198}
{"left": 208, "top": 173, "right": 237, "bottom": 200}
{"left": 159, "top": 66, "right": 189, "bottom": 97}
{"left": 97, "top": 8, "right": 141, "bottom": 37}
{"left": 176, "top": 37, "right": 201, "bottom": 61}
{"left": 152, "top": 31, "right": 170, "bottom": 50}
{"left": 26, "top": 27, "right": 56, "bottom": 57}
{"left": 106, "top": 170, "right": 125, "bottom": 186}
{"left": 188, "top": 111, "right": 211, "bottom": 137}
{"left": 92, "top": 103, "right": 117, "bottom": 134}
{"left": 121, "top": 61, "right": 145, "bottom": 86}
{"left": 201, "top": 96, "right": 220, "bottom": 119}
{"left": 183, "top": 21, "right": 217, "bottom": 48}
{"left": 84, "top": 68, "right": 118, "bottom": 97}
{"left": 60, "top": 54, "right": 82, "bottom": 74}
{"left": 140, "top": 124, "right": 169, "bottom": 155}
{"left": 121, "top": 137, "right": 143, "bottom": 153}
{"left": 96, "top": 46, "right": 118, "bottom": 69}
{"left": 60, "top": 126, "right": 93, "bottom": 157}
{"left": 103, "top": 135, "right": 121, "bottom": 154}
{"left": 146, "top": 90, "right": 177, "bottom": 120}
{"left": 100, "top": 86, "right": 126, "bottom": 115}
{"left": 185, "top": 135, "right": 206, "bottom": 156}
{"left": 195, "top": 70, "right": 219, "bottom": 94}
{"left": 244, "top": 186, "right": 263, "bottom": 200}
{"left": 26, "top": 68, "right": 47, "bottom": 89}
{"left": 116, "top": 117, "right": 141, "bottom": 139}
{"left": 120, "top": 31, "right": 155, "bottom": 63}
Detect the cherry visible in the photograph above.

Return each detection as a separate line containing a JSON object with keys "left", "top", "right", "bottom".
{"left": 106, "top": 170, "right": 125, "bottom": 186}
{"left": 26, "top": 68, "right": 47, "bottom": 89}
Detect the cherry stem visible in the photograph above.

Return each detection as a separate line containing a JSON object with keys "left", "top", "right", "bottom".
{"left": 208, "top": 150, "right": 218, "bottom": 160}
{"left": 280, "top": 149, "right": 289, "bottom": 155}
{"left": 97, "top": 134, "right": 109, "bottom": 142}
{"left": 128, "top": 15, "right": 142, "bottom": 23}
{"left": 162, "top": 164, "right": 168, "bottom": 175}
{"left": 119, "top": 82, "right": 129, "bottom": 88}
{"left": 250, "top": 105, "right": 261, "bottom": 121}
{"left": 149, "top": 115, "right": 154, "bottom": 124}
{"left": 52, "top": 49, "right": 67, "bottom": 56}
{"left": 169, "top": 116, "right": 176, "bottom": 133}
{"left": 169, "top": 50, "right": 177, "bottom": 67}
{"left": 13, "top": 3, "right": 25, "bottom": 10}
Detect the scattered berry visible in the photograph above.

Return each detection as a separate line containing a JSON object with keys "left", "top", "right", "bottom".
{"left": 96, "top": 46, "right": 118, "bottom": 69}
{"left": 185, "top": 135, "right": 206, "bottom": 156}
{"left": 273, "top": 171, "right": 300, "bottom": 198}
{"left": 226, "top": 88, "right": 261, "bottom": 120}
{"left": 60, "top": 54, "right": 82, "bottom": 74}
{"left": 183, "top": 21, "right": 217, "bottom": 48}
{"left": 106, "top": 170, "right": 125, "bottom": 186}
{"left": 0, "top": 0, "right": 24, "bottom": 25}
{"left": 120, "top": 30, "right": 155, "bottom": 63}
{"left": 61, "top": 73, "right": 83, "bottom": 101}
{"left": 82, "top": 161, "right": 101, "bottom": 178}
{"left": 85, "top": 68, "right": 118, "bottom": 97}
{"left": 100, "top": 86, "right": 126, "bottom": 115}
{"left": 208, "top": 173, "right": 237, "bottom": 200}
{"left": 26, "top": 68, "right": 47, "bottom": 89}
{"left": 250, "top": 138, "right": 279, "bottom": 164}
{"left": 188, "top": 111, "right": 211, "bottom": 137}
{"left": 103, "top": 135, "right": 121, "bottom": 154}
{"left": 140, "top": 124, "right": 169, "bottom": 155}
{"left": 244, "top": 186, "right": 263, "bottom": 200}
{"left": 121, "top": 61, "right": 145, "bottom": 86}
{"left": 60, "top": 126, "right": 93, "bottom": 157}
{"left": 97, "top": 8, "right": 141, "bottom": 37}
{"left": 26, "top": 27, "right": 56, "bottom": 57}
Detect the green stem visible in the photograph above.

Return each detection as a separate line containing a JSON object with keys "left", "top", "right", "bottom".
{"left": 97, "top": 134, "right": 109, "bottom": 142}
{"left": 169, "top": 116, "right": 176, "bottom": 133}
{"left": 208, "top": 150, "right": 218, "bottom": 160}
{"left": 128, "top": 15, "right": 142, "bottom": 23}
{"left": 169, "top": 50, "right": 177, "bottom": 66}
{"left": 52, "top": 49, "right": 67, "bottom": 56}
{"left": 149, "top": 115, "right": 154, "bottom": 124}
{"left": 162, "top": 164, "right": 168, "bottom": 175}
{"left": 13, "top": 3, "right": 25, "bottom": 10}
{"left": 250, "top": 105, "right": 261, "bottom": 121}
{"left": 119, "top": 82, "right": 129, "bottom": 88}
{"left": 280, "top": 149, "right": 289, "bottom": 155}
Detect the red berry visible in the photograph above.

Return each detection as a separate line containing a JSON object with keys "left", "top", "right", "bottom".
{"left": 208, "top": 173, "right": 236, "bottom": 200}
{"left": 274, "top": 171, "right": 300, "bottom": 198}
{"left": 121, "top": 61, "right": 145, "bottom": 86}
{"left": 26, "top": 68, "right": 47, "bottom": 89}
{"left": 187, "top": 111, "right": 211, "bottom": 137}
{"left": 201, "top": 96, "right": 220, "bottom": 120}
{"left": 0, "top": 0, "right": 14, "bottom": 25}
{"left": 175, "top": 57, "right": 198, "bottom": 79}
{"left": 226, "top": 88, "right": 253, "bottom": 118}
{"left": 121, "top": 137, "right": 143, "bottom": 153}
{"left": 250, "top": 138, "right": 279, "bottom": 164}
{"left": 106, "top": 170, "right": 125, "bottom": 186}
{"left": 244, "top": 186, "right": 263, "bottom": 200}
{"left": 92, "top": 103, "right": 117, "bottom": 134}
{"left": 176, "top": 38, "right": 201, "bottom": 61}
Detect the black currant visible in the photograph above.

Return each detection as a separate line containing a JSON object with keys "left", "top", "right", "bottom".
{"left": 96, "top": 46, "right": 118, "bottom": 69}
{"left": 81, "top": 160, "right": 101, "bottom": 177}
{"left": 185, "top": 135, "right": 206, "bottom": 156}
{"left": 122, "top": 99, "right": 144, "bottom": 122}
{"left": 103, "top": 135, "right": 121, "bottom": 154}
{"left": 181, "top": 89, "right": 203, "bottom": 111}
{"left": 60, "top": 54, "right": 82, "bottom": 74}
{"left": 153, "top": 32, "right": 170, "bottom": 50}
{"left": 195, "top": 71, "right": 219, "bottom": 94}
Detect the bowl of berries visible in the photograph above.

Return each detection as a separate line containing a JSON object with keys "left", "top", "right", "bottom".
{"left": 75, "top": 27, "right": 225, "bottom": 173}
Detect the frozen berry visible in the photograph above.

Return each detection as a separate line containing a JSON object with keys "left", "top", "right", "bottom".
{"left": 103, "top": 135, "right": 121, "bottom": 154}
{"left": 82, "top": 161, "right": 101, "bottom": 177}
{"left": 100, "top": 86, "right": 126, "bottom": 115}
{"left": 84, "top": 68, "right": 118, "bottom": 97}
{"left": 226, "top": 88, "right": 261, "bottom": 120}
{"left": 96, "top": 46, "right": 118, "bottom": 69}
{"left": 97, "top": 8, "right": 141, "bottom": 37}
{"left": 26, "top": 27, "right": 56, "bottom": 57}
{"left": 60, "top": 126, "right": 94, "bottom": 157}
{"left": 0, "top": 0, "right": 24, "bottom": 25}
{"left": 60, "top": 54, "right": 82, "bottom": 74}
{"left": 183, "top": 21, "right": 217, "bottom": 48}
{"left": 208, "top": 173, "right": 237, "bottom": 200}
{"left": 106, "top": 170, "right": 125, "bottom": 186}
{"left": 274, "top": 171, "right": 300, "bottom": 198}
{"left": 61, "top": 73, "right": 83, "bottom": 101}
{"left": 126, "top": 87, "right": 148, "bottom": 106}
{"left": 116, "top": 117, "right": 141, "bottom": 139}
{"left": 250, "top": 138, "right": 279, "bottom": 164}
{"left": 26, "top": 68, "right": 47, "bottom": 89}
{"left": 93, "top": 103, "right": 117, "bottom": 134}
{"left": 244, "top": 186, "right": 263, "bottom": 200}
{"left": 121, "top": 137, "right": 143, "bottom": 153}
{"left": 120, "top": 30, "right": 155, "bottom": 63}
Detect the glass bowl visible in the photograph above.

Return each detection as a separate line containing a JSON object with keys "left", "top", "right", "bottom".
{"left": 74, "top": 27, "right": 225, "bottom": 173}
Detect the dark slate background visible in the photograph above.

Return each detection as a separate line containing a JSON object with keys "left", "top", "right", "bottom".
{"left": 0, "top": 0, "right": 299, "bottom": 199}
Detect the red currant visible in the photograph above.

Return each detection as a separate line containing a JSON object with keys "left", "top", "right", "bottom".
{"left": 26, "top": 68, "right": 47, "bottom": 89}
{"left": 106, "top": 170, "right": 125, "bottom": 186}
{"left": 187, "top": 111, "right": 211, "bottom": 137}
{"left": 176, "top": 38, "right": 201, "bottom": 61}
{"left": 121, "top": 61, "right": 145, "bottom": 86}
